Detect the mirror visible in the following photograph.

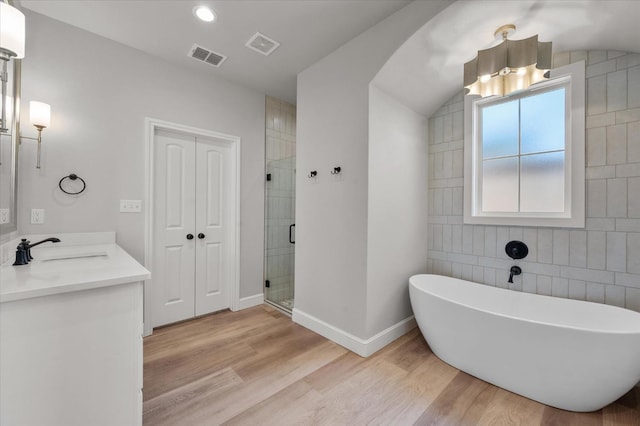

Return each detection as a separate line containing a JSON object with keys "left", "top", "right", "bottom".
{"left": 0, "top": 58, "right": 20, "bottom": 237}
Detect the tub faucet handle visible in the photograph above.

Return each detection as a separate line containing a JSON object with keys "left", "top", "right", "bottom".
{"left": 508, "top": 265, "right": 522, "bottom": 283}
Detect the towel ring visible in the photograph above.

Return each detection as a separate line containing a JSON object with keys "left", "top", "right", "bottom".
{"left": 58, "top": 173, "right": 86, "bottom": 195}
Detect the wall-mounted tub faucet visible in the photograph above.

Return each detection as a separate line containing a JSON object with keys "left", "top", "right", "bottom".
{"left": 508, "top": 265, "right": 522, "bottom": 283}
{"left": 13, "top": 237, "right": 61, "bottom": 266}
{"left": 505, "top": 240, "right": 528, "bottom": 260}
{"left": 505, "top": 241, "right": 527, "bottom": 284}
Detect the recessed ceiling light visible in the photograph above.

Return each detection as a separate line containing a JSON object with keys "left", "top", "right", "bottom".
{"left": 193, "top": 6, "right": 215, "bottom": 22}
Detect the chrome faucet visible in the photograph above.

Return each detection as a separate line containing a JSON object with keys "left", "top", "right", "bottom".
{"left": 13, "top": 237, "right": 61, "bottom": 266}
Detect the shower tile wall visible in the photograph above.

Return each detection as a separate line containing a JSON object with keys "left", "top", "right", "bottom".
{"left": 427, "top": 50, "right": 640, "bottom": 313}
{"left": 265, "top": 96, "right": 296, "bottom": 307}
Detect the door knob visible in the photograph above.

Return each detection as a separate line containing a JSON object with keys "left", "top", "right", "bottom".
{"left": 198, "top": 233, "right": 205, "bottom": 239}
{"left": 186, "top": 234, "right": 194, "bottom": 240}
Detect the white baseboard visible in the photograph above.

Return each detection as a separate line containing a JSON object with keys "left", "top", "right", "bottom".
{"left": 292, "top": 308, "right": 416, "bottom": 357}
{"left": 143, "top": 293, "right": 265, "bottom": 336}
{"left": 234, "top": 293, "right": 264, "bottom": 311}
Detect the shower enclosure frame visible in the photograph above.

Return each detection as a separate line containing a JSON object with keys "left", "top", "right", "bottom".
{"left": 263, "top": 97, "right": 296, "bottom": 314}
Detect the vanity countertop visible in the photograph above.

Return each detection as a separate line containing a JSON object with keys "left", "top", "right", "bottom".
{"left": 1, "top": 242, "right": 150, "bottom": 303}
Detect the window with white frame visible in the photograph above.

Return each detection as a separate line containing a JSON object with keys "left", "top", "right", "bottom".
{"left": 464, "top": 61, "right": 585, "bottom": 228}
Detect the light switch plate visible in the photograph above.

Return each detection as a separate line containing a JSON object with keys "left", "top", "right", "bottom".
{"left": 0, "top": 208, "right": 9, "bottom": 224}
{"left": 120, "top": 200, "right": 142, "bottom": 213}
{"left": 31, "top": 208, "right": 45, "bottom": 224}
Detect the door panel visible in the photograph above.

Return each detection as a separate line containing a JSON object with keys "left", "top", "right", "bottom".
{"left": 195, "top": 139, "right": 231, "bottom": 315}
{"left": 165, "top": 145, "right": 186, "bottom": 228}
{"left": 152, "top": 130, "right": 196, "bottom": 327}
{"left": 164, "top": 245, "right": 187, "bottom": 303}
{"left": 206, "top": 151, "right": 222, "bottom": 226}
{"left": 204, "top": 242, "right": 222, "bottom": 295}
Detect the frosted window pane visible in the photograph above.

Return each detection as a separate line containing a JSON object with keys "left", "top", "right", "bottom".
{"left": 482, "top": 157, "right": 518, "bottom": 212}
{"left": 481, "top": 100, "right": 519, "bottom": 159}
{"left": 521, "top": 88, "right": 565, "bottom": 154}
{"left": 520, "top": 152, "right": 565, "bottom": 212}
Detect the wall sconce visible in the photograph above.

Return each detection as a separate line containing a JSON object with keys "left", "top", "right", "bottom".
{"left": 0, "top": 1, "right": 26, "bottom": 133}
{"left": 21, "top": 101, "right": 51, "bottom": 169}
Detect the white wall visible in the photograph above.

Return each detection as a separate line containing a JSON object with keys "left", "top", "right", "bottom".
{"left": 295, "top": 0, "right": 449, "bottom": 342}
{"left": 295, "top": 50, "right": 370, "bottom": 337}
{"left": 367, "top": 86, "right": 427, "bottom": 336}
{"left": 17, "top": 11, "right": 265, "bottom": 298}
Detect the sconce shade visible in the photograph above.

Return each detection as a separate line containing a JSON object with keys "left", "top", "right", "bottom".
{"left": 30, "top": 101, "right": 50, "bottom": 128}
{"left": 0, "top": 2, "right": 25, "bottom": 59}
{"left": 464, "top": 34, "right": 552, "bottom": 97}
{"left": 4, "top": 95, "right": 12, "bottom": 123}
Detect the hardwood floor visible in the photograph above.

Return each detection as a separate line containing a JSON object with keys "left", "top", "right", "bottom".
{"left": 143, "top": 305, "right": 640, "bottom": 425}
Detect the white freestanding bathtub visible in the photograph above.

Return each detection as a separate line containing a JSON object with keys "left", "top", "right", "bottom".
{"left": 409, "top": 274, "right": 640, "bottom": 412}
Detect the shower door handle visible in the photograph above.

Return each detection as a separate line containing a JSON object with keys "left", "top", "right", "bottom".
{"left": 289, "top": 224, "right": 295, "bottom": 244}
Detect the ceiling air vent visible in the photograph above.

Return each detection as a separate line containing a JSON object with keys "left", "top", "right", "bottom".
{"left": 245, "top": 32, "right": 280, "bottom": 56}
{"left": 188, "top": 44, "right": 227, "bottom": 67}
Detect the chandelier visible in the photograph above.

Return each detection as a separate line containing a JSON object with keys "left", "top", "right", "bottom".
{"left": 464, "top": 24, "right": 552, "bottom": 97}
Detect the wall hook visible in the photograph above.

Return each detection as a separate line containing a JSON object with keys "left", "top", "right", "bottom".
{"left": 308, "top": 170, "right": 317, "bottom": 178}
{"left": 331, "top": 166, "right": 342, "bottom": 175}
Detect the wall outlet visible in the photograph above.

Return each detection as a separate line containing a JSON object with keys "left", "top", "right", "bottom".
{"left": 120, "top": 199, "right": 142, "bottom": 213}
{"left": 0, "top": 208, "right": 9, "bottom": 224}
{"left": 31, "top": 208, "right": 45, "bottom": 224}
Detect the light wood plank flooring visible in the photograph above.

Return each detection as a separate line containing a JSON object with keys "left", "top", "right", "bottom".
{"left": 143, "top": 305, "right": 640, "bottom": 425}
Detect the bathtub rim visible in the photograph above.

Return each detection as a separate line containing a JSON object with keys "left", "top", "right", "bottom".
{"left": 409, "top": 273, "right": 640, "bottom": 335}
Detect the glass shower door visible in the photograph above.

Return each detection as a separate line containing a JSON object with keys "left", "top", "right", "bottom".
{"left": 264, "top": 156, "right": 296, "bottom": 312}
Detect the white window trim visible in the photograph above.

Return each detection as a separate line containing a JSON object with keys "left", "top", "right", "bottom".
{"left": 463, "top": 60, "right": 585, "bottom": 228}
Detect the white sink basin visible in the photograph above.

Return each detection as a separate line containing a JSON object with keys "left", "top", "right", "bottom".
{"left": 39, "top": 251, "right": 108, "bottom": 262}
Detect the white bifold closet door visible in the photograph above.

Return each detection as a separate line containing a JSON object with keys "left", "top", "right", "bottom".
{"left": 152, "top": 129, "right": 233, "bottom": 328}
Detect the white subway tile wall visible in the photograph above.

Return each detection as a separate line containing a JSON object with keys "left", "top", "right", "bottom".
{"left": 427, "top": 50, "right": 640, "bottom": 313}
{"left": 265, "top": 96, "right": 296, "bottom": 308}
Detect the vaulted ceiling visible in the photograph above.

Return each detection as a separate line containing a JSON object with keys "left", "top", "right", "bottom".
{"left": 374, "top": 0, "right": 640, "bottom": 116}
